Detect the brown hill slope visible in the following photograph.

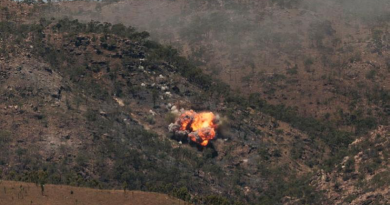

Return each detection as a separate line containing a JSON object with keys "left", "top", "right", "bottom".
{"left": 0, "top": 18, "right": 321, "bottom": 203}
{"left": 312, "top": 126, "right": 390, "bottom": 205}
{"left": 0, "top": 181, "right": 186, "bottom": 205}
{"left": 1, "top": 1, "right": 388, "bottom": 204}
{"left": 46, "top": 0, "right": 390, "bottom": 133}
{"left": 0, "top": 4, "right": 322, "bottom": 203}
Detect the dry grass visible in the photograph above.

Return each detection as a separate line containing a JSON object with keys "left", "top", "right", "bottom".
{"left": 0, "top": 181, "right": 187, "bottom": 205}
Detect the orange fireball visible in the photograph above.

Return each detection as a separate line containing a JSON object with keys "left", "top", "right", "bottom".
{"left": 188, "top": 127, "right": 216, "bottom": 146}
{"left": 191, "top": 112, "right": 217, "bottom": 131}
{"left": 173, "top": 110, "right": 218, "bottom": 146}
{"left": 178, "top": 110, "right": 196, "bottom": 131}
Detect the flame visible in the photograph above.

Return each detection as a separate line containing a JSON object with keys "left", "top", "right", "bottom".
{"left": 172, "top": 110, "right": 218, "bottom": 146}
{"left": 200, "top": 140, "right": 209, "bottom": 146}
{"left": 191, "top": 112, "right": 217, "bottom": 131}
{"left": 178, "top": 110, "right": 196, "bottom": 131}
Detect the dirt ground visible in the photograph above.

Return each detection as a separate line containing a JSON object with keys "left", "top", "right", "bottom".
{"left": 0, "top": 181, "right": 187, "bottom": 205}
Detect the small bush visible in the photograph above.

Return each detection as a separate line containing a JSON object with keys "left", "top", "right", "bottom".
{"left": 0, "top": 130, "right": 11, "bottom": 146}
{"left": 85, "top": 109, "right": 98, "bottom": 121}
{"left": 146, "top": 115, "right": 156, "bottom": 125}
{"left": 165, "top": 112, "right": 177, "bottom": 123}
{"left": 365, "top": 70, "right": 376, "bottom": 80}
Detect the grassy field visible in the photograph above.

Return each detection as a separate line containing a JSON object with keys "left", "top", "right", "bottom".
{"left": 0, "top": 181, "right": 187, "bottom": 205}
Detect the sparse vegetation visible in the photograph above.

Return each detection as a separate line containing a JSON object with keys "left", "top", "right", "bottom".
{"left": 1, "top": 0, "right": 390, "bottom": 204}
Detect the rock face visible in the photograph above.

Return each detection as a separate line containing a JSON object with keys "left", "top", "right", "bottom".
{"left": 5, "top": 60, "right": 63, "bottom": 101}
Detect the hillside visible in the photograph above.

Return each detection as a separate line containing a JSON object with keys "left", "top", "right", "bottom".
{"left": 0, "top": 2, "right": 322, "bottom": 204}
{"left": 48, "top": 0, "right": 390, "bottom": 132}
{"left": 0, "top": 180, "right": 185, "bottom": 205}
{"left": 313, "top": 126, "right": 390, "bottom": 204}
{"left": 0, "top": 0, "right": 389, "bottom": 204}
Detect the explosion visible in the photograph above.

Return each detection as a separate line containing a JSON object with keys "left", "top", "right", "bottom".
{"left": 169, "top": 110, "right": 218, "bottom": 146}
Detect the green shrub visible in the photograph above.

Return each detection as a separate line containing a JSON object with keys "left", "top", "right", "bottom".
{"left": 145, "top": 115, "right": 156, "bottom": 125}
{"left": 165, "top": 112, "right": 177, "bottom": 124}
{"left": 0, "top": 130, "right": 11, "bottom": 146}
{"left": 344, "top": 158, "right": 355, "bottom": 173}
{"left": 85, "top": 109, "right": 98, "bottom": 121}
{"left": 304, "top": 58, "right": 314, "bottom": 67}
{"left": 203, "top": 195, "right": 230, "bottom": 205}
{"left": 365, "top": 70, "right": 376, "bottom": 80}
{"left": 344, "top": 194, "right": 357, "bottom": 203}
{"left": 173, "top": 187, "right": 191, "bottom": 201}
